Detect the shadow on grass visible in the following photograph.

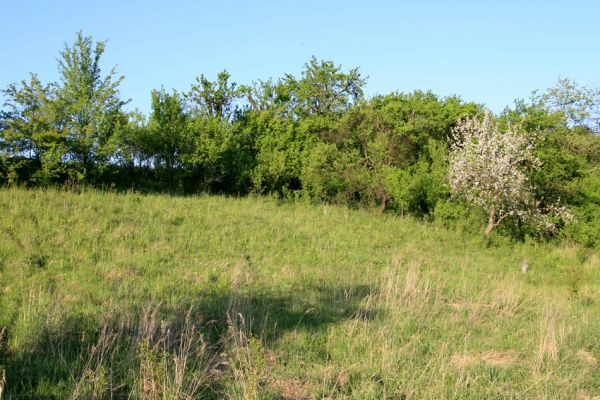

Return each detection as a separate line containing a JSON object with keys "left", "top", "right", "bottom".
{"left": 1, "top": 283, "right": 379, "bottom": 399}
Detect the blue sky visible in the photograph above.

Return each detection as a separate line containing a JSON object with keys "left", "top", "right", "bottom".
{"left": 2, "top": 1, "right": 599, "bottom": 114}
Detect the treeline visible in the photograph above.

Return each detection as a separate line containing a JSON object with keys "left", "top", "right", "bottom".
{"left": 2, "top": 32, "right": 600, "bottom": 246}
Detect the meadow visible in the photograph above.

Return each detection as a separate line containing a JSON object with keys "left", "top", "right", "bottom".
{"left": 0, "top": 187, "right": 598, "bottom": 399}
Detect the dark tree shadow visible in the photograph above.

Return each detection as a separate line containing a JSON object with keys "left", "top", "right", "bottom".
{"left": 1, "top": 283, "right": 381, "bottom": 399}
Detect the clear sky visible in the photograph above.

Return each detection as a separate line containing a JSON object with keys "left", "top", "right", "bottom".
{"left": 2, "top": 1, "right": 599, "bottom": 115}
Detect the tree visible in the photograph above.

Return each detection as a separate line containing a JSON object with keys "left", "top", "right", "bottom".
{"left": 448, "top": 111, "right": 572, "bottom": 236}
{"left": 534, "top": 78, "right": 600, "bottom": 133}
{"left": 284, "top": 57, "right": 366, "bottom": 118}
{"left": 146, "top": 88, "right": 189, "bottom": 171}
{"left": 187, "top": 70, "right": 239, "bottom": 120}
{"left": 0, "top": 74, "right": 67, "bottom": 182}
{"left": 57, "top": 31, "right": 128, "bottom": 167}
{"left": 0, "top": 31, "right": 127, "bottom": 183}
{"left": 326, "top": 92, "right": 479, "bottom": 214}
{"left": 239, "top": 78, "right": 293, "bottom": 115}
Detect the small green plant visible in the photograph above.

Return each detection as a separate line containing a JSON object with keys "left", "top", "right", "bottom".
{"left": 71, "top": 367, "right": 109, "bottom": 400}
{"left": 564, "top": 264, "right": 585, "bottom": 299}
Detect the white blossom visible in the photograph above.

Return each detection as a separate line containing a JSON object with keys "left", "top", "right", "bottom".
{"left": 448, "top": 110, "right": 572, "bottom": 236}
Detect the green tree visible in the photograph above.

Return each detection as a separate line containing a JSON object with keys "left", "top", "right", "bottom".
{"left": 146, "top": 88, "right": 189, "bottom": 172}
{"left": 112, "top": 110, "right": 150, "bottom": 168}
{"left": 239, "top": 78, "right": 293, "bottom": 116}
{"left": 329, "top": 92, "right": 479, "bottom": 214}
{"left": 533, "top": 78, "right": 600, "bottom": 132}
{"left": 284, "top": 57, "right": 366, "bottom": 118}
{"left": 187, "top": 70, "right": 239, "bottom": 120}
{"left": 0, "top": 74, "right": 67, "bottom": 182}
{"left": 499, "top": 93, "right": 600, "bottom": 246}
{"left": 250, "top": 115, "right": 312, "bottom": 195}
{"left": 57, "top": 31, "right": 128, "bottom": 169}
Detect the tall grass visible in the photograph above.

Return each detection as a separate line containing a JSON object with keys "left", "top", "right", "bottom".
{"left": 0, "top": 186, "right": 598, "bottom": 398}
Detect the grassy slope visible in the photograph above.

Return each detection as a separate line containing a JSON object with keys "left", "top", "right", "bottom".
{"left": 0, "top": 187, "right": 598, "bottom": 399}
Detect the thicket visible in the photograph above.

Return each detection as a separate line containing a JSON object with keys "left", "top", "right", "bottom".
{"left": 2, "top": 32, "right": 599, "bottom": 246}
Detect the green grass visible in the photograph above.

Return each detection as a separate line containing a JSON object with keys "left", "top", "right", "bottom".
{"left": 0, "top": 186, "right": 598, "bottom": 399}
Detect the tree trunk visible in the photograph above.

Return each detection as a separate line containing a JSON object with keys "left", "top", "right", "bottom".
{"left": 379, "top": 194, "right": 388, "bottom": 214}
{"left": 485, "top": 206, "right": 495, "bottom": 236}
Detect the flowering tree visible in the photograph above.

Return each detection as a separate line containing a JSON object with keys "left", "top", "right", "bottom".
{"left": 448, "top": 111, "right": 572, "bottom": 236}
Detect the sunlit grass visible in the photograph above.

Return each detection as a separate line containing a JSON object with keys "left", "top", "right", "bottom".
{"left": 0, "top": 186, "right": 598, "bottom": 399}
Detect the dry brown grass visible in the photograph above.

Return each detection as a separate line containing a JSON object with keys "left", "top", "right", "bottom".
{"left": 577, "top": 393, "right": 600, "bottom": 400}
{"left": 230, "top": 260, "right": 251, "bottom": 291}
{"left": 451, "top": 350, "right": 520, "bottom": 368}
{"left": 450, "top": 275, "right": 523, "bottom": 320}
{"left": 402, "top": 260, "right": 421, "bottom": 299}
{"left": 70, "top": 305, "right": 210, "bottom": 400}
{"left": 576, "top": 350, "right": 598, "bottom": 367}
{"left": 536, "top": 304, "right": 563, "bottom": 368}
{"left": 268, "top": 377, "right": 310, "bottom": 400}
{"left": 448, "top": 300, "right": 486, "bottom": 312}
{"left": 490, "top": 277, "right": 523, "bottom": 316}
{"left": 225, "top": 312, "right": 260, "bottom": 400}
{"left": 379, "top": 257, "right": 431, "bottom": 310}
{"left": 0, "top": 367, "right": 5, "bottom": 400}
{"left": 105, "top": 267, "right": 136, "bottom": 282}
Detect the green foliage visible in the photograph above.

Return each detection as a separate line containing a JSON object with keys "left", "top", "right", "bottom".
{"left": 284, "top": 56, "right": 366, "bottom": 118}
{"left": 239, "top": 78, "right": 291, "bottom": 114}
{"left": 250, "top": 114, "right": 313, "bottom": 195}
{"left": 318, "top": 91, "right": 478, "bottom": 213}
{"left": 147, "top": 88, "right": 189, "bottom": 170}
{"left": 1, "top": 74, "right": 67, "bottom": 183}
{"left": 501, "top": 100, "right": 600, "bottom": 245}
{"left": 432, "top": 198, "right": 474, "bottom": 229}
{"left": 188, "top": 70, "right": 240, "bottom": 119}
{"left": 57, "top": 31, "right": 128, "bottom": 168}
{"left": 563, "top": 172, "right": 600, "bottom": 247}
{"left": 533, "top": 77, "right": 600, "bottom": 131}
{"left": 0, "top": 31, "right": 127, "bottom": 183}
{"left": 390, "top": 139, "right": 450, "bottom": 216}
{"left": 1, "top": 32, "right": 599, "bottom": 246}
{"left": 183, "top": 115, "right": 253, "bottom": 192}
{"left": 300, "top": 142, "right": 360, "bottom": 203}
{"left": 112, "top": 110, "right": 149, "bottom": 167}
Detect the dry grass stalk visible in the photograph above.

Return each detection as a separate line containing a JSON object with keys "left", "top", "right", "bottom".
{"left": 226, "top": 312, "right": 260, "bottom": 400}
{"left": 268, "top": 377, "right": 309, "bottom": 400}
{"left": 0, "top": 368, "right": 5, "bottom": 400}
{"left": 70, "top": 305, "right": 209, "bottom": 400}
{"left": 536, "top": 304, "right": 562, "bottom": 368}
{"left": 379, "top": 264, "right": 402, "bottom": 309}
{"left": 352, "top": 292, "right": 377, "bottom": 321}
{"left": 70, "top": 325, "right": 118, "bottom": 400}
{"left": 449, "top": 277, "right": 522, "bottom": 322}
{"left": 378, "top": 258, "right": 432, "bottom": 314}
{"left": 402, "top": 261, "right": 421, "bottom": 300}
{"left": 230, "top": 260, "right": 251, "bottom": 291}
{"left": 577, "top": 393, "right": 600, "bottom": 400}
{"left": 576, "top": 350, "right": 598, "bottom": 367}
{"left": 490, "top": 279, "right": 522, "bottom": 316}
{"left": 451, "top": 350, "right": 519, "bottom": 368}
{"left": 136, "top": 306, "right": 209, "bottom": 399}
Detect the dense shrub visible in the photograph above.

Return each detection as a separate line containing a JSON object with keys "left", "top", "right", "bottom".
{"left": 2, "top": 32, "right": 599, "bottom": 247}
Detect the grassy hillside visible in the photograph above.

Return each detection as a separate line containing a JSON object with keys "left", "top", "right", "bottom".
{"left": 0, "top": 187, "right": 598, "bottom": 399}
